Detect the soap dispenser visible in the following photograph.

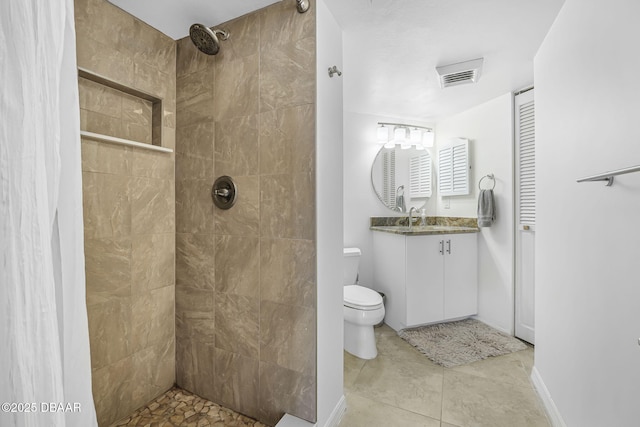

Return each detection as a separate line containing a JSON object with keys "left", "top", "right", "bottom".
{"left": 420, "top": 208, "right": 427, "bottom": 226}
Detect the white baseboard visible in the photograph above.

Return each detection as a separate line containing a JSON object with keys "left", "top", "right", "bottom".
{"left": 275, "top": 396, "right": 346, "bottom": 427}
{"left": 531, "top": 366, "right": 567, "bottom": 427}
{"left": 275, "top": 414, "right": 315, "bottom": 427}
{"left": 323, "top": 395, "right": 347, "bottom": 427}
{"left": 472, "top": 315, "right": 512, "bottom": 335}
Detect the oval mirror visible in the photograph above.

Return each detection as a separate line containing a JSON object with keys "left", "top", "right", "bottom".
{"left": 371, "top": 145, "right": 433, "bottom": 212}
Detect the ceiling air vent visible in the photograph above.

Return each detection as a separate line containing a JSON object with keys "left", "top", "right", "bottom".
{"left": 436, "top": 58, "right": 484, "bottom": 88}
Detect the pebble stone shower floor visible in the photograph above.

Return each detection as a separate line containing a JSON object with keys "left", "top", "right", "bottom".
{"left": 110, "top": 387, "right": 270, "bottom": 427}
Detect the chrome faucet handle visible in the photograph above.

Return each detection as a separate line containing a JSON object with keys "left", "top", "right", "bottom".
{"left": 214, "top": 188, "right": 230, "bottom": 197}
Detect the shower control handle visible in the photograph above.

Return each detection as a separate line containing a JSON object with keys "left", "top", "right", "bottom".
{"left": 211, "top": 176, "right": 237, "bottom": 210}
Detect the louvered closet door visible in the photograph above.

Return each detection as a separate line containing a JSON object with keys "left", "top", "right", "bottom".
{"left": 515, "top": 88, "right": 535, "bottom": 344}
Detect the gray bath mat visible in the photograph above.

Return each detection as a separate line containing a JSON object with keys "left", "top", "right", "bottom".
{"left": 398, "top": 318, "right": 527, "bottom": 368}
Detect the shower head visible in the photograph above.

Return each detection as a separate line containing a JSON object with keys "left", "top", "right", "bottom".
{"left": 189, "top": 23, "right": 229, "bottom": 55}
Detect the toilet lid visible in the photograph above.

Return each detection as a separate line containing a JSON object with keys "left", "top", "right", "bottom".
{"left": 344, "top": 285, "right": 383, "bottom": 309}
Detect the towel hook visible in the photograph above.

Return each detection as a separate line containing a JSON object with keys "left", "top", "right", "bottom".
{"left": 479, "top": 173, "right": 496, "bottom": 190}
{"left": 328, "top": 65, "right": 342, "bottom": 77}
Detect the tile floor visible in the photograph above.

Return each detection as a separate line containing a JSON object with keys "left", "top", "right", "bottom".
{"left": 109, "top": 325, "right": 548, "bottom": 427}
{"left": 339, "top": 325, "right": 550, "bottom": 427}
{"left": 110, "top": 387, "right": 268, "bottom": 427}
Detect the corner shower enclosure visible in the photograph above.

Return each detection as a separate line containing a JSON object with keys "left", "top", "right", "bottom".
{"left": 76, "top": 0, "right": 318, "bottom": 425}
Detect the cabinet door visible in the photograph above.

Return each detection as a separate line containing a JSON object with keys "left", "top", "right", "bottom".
{"left": 373, "top": 232, "right": 408, "bottom": 332}
{"left": 406, "top": 235, "right": 444, "bottom": 326}
{"left": 443, "top": 233, "right": 478, "bottom": 319}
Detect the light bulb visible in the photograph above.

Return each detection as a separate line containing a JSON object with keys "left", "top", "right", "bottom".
{"left": 422, "top": 130, "right": 435, "bottom": 148}
{"left": 410, "top": 128, "right": 422, "bottom": 143}
{"left": 377, "top": 125, "right": 388, "bottom": 142}
{"left": 394, "top": 126, "right": 407, "bottom": 142}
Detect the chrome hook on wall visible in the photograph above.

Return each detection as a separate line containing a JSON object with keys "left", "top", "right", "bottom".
{"left": 328, "top": 65, "right": 342, "bottom": 78}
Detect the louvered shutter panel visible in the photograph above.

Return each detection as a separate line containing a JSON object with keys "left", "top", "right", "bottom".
{"left": 452, "top": 143, "right": 468, "bottom": 193}
{"left": 438, "top": 138, "right": 469, "bottom": 196}
{"left": 409, "top": 153, "right": 432, "bottom": 198}
{"left": 439, "top": 146, "right": 453, "bottom": 194}
{"left": 382, "top": 150, "right": 396, "bottom": 207}
{"left": 518, "top": 101, "right": 535, "bottom": 225}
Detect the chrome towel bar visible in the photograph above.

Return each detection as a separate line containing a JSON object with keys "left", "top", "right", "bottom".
{"left": 577, "top": 165, "right": 640, "bottom": 186}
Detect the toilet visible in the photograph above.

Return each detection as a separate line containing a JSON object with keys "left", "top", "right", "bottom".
{"left": 343, "top": 248, "right": 385, "bottom": 359}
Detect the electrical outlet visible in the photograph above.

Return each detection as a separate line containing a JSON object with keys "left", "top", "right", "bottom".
{"left": 444, "top": 198, "right": 450, "bottom": 209}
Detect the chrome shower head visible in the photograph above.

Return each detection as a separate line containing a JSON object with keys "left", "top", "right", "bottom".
{"left": 189, "top": 23, "right": 229, "bottom": 55}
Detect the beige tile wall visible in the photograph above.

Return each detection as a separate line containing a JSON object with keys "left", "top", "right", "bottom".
{"left": 175, "top": 2, "right": 317, "bottom": 425}
{"left": 75, "top": 0, "right": 176, "bottom": 425}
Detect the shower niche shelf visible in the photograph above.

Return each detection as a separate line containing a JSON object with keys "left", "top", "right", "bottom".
{"left": 77, "top": 67, "right": 172, "bottom": 154}
{"left": 79, "top": 130, "right": 173, "bottom": 153}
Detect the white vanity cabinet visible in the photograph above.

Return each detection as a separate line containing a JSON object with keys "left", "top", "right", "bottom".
{"left": 373, "top": 230, "right": 478, "bottom": 331}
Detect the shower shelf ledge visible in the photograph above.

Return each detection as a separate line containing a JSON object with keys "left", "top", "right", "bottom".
{"left": 80, "top": 131, "right": 173, "bottom": 153}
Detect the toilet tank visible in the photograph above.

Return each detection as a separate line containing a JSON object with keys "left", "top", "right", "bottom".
{"left": 343, "top": 247, "right": 361, "bottom": 285}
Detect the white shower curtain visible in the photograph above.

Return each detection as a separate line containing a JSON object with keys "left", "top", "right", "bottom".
{"left": 0, "top": 1, "right": 97, "bottom": 426}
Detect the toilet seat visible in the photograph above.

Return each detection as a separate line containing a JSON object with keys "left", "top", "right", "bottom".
{"left": 344, "top": 285, "right": 383, "bottom": 311}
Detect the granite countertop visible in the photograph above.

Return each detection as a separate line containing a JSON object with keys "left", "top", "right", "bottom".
{"left": 370, "top": 216, "right": 480, "bottom": 235}
{"left": 370, "top": 225, "right": 480, "bottom": 235}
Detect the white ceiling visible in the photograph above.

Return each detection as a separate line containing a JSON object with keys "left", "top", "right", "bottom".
{"left": 107, "top": 0, "right": 280, "bottom": 40}
{"left": 109, "top": 0, "right": 564, "bottom": 121}
{"left": 324, "top": 0, "right": 564, "bottom": 121}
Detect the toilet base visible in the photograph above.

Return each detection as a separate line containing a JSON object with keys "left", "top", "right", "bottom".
{"left": 343, "top": 305, "right": 385, "bottom": 360}
{"left": 344, "top": 321, "right": 378, "bottom": 359}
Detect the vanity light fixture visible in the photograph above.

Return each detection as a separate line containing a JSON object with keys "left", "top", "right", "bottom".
{"left": 377, "top": 122, "right": 434, "bottom": 149}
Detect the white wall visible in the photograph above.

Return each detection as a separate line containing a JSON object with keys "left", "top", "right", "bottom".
{"left": 534, "top": 0, "right": 640, "bottom": 425}
{"left": 315, "top": 1, "right": 346, "bottom": 426}
{"left": 435, "top": 94, "right": 515, "bottom": 333}
{"left": 343, "top": 111, "right": 436, "bottom": 287}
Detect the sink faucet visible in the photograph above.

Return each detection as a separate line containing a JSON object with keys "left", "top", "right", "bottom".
{"left": 409, "top": 207, "right": 418, "bottom": 230}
